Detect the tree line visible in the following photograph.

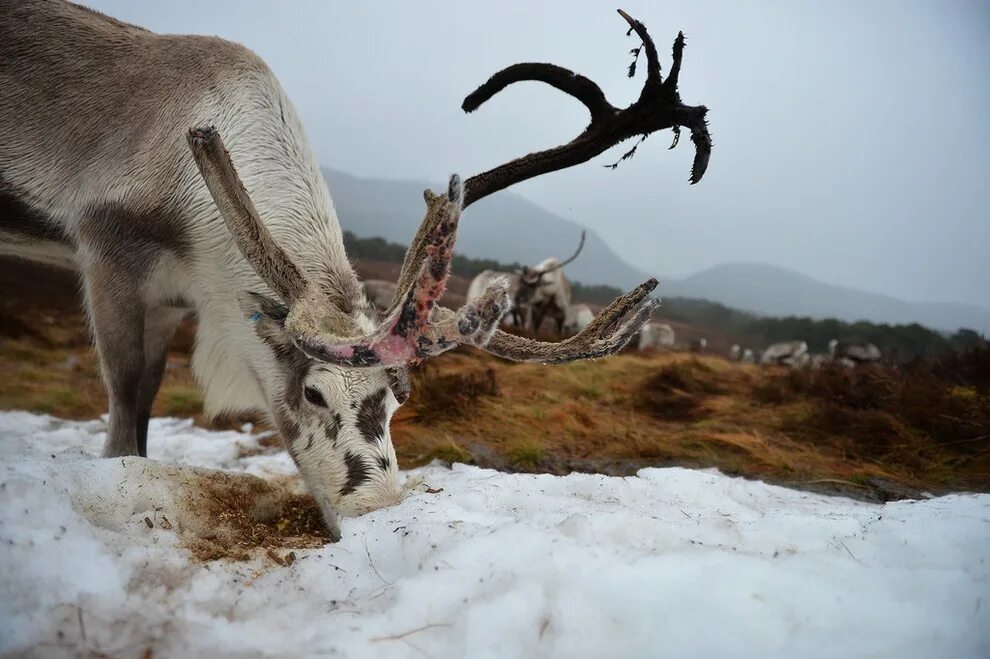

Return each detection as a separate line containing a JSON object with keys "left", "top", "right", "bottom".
{"left": 343, "top": 231, "right": 986, "bottom": 360}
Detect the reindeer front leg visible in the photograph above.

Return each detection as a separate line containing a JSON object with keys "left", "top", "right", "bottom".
{"left": 82, "top": 260, "right": 147, "bottom": 458}
{"left": 135, "top": 306, "right": 188, "bottom": 456}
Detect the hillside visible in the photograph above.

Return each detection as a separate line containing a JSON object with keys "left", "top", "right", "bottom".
{"left": 662, "top": 263, "right": 990, "bottom": 334}
{"left": 324, "top": 169, "right": 989, "bottom": 334}
{"left": 322, "top": 167, "right": 651, "bottom": 289}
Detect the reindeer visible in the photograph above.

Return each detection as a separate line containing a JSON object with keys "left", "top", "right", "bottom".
{"left": 828, "top": 339, "right": 882, "bottom": 365}
{"left": 760, "top": 341, "right": 809, "bottom": 366}
{"left": 0, "top": 1, "right": 711, "bottom": 539}
{"left": 638, "top": 322, "right": 676, "bottom": 350}
{"left": 514, "top": 231, "right": 586, "bottom": 334}
{"left": 730, "top": 344, "right": 758, "bottom": 363}
{"left": 564, "top": 304, "right": 595, "bottom": 335}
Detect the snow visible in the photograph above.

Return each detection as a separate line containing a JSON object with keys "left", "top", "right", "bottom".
{"left": 1, "top": 411, "right": 988, "bottom": 658}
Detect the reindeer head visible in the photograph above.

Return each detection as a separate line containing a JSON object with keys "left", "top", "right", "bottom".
{"left": 516, "top": 230, "right": 587, "bottom": 292}
{"left": 186, "top": 9, "right": 710, "bottom": 541}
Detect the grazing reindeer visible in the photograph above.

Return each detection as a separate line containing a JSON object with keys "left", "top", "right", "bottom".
{"left": 638, "top": 322, "right": 676, "bottom": 350}
{"left": 514, "top": 231, "right": 585, "bottom": 333}
{"left": 0, "top": 1, "right": 711, "bottom": 539}
{"left": 760, "top": 341, "right": 809, "bottom": 366}
{"left": 828, "top": 339, "right": 882, "bottom": 365}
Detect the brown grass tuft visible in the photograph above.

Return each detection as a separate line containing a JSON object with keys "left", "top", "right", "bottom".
{"left": 408, "top": 364, "right": 499, "bottom": 422}
{"left": 634, "top": 359, "right": 726, "bottom": 421}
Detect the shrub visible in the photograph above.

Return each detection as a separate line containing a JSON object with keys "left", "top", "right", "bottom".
{"left": 760, "top": 346, "right": 990, "bottom": 453}
{"left": 409, "top": 365, "right": 499, "bottom": 422}
{"left": 634, "top": 360, "right": 724, "bottom": 422}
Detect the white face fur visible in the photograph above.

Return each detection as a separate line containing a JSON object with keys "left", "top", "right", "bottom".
{"left": 247, "top": 293, "right": 410, "bottom": 540}
{"left": 291, "top": 363, "right": 404, "bottom": 517}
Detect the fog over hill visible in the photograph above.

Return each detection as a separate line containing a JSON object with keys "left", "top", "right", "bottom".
{"left": 323, "top": 167, "right": 651, "bottom": 290}
{"left": 662, "top": 263, "right": 990, "bottom": 335}
{"left": 324, "top": 168, "right": 990, "bottom": 334}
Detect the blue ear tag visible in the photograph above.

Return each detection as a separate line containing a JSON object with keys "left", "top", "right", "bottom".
{"left": 251, "top": 311, "right": 262, "bottom": 322}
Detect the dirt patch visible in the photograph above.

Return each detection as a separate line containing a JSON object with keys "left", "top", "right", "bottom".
{"left": 178, "top": 471, "right": 330, "bottom": 562}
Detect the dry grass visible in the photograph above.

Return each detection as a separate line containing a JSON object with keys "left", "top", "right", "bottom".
{"left": 160, "top": 384, "right": 205, "bottom": 416}
{"left": 2, "top": 260, "right": 987, "bottom": 502}
{"left": 408, "top": 361, "right": 499, "bottom": 423}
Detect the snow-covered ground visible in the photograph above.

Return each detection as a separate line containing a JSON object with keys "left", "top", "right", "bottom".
{"left": 0, "top": 411, "right": 988, "bottom": 658}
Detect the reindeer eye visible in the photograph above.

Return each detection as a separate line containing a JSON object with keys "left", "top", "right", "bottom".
{"left": 304, "top": 386, "right": 327, "bottom": 408}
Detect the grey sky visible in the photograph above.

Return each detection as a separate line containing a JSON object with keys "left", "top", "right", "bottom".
{"left": 85, "top": 1, "right": 990, "bottom": 307}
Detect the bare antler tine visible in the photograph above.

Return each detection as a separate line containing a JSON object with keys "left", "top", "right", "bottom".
{"left": 461, "top": 8, "right": 711, "bottom": 205}
{"left": 463, "top": 63, "right": 613, "bottom": 122}
{"left": 533, "top": 230, "right": 586, "bottom": 275}
{"left": 616, "top": 9, "right": 662, "bottom": 88}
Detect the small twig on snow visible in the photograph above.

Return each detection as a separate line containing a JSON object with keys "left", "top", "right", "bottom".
{"left": 370, "top": 623, "right": 452, "bottom": 643}
{"left": 365, "top": 538, "right": 392, "bottom": 586}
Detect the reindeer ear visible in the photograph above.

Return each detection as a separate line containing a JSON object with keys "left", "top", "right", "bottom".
{"left": 239, "top": 292, "right": 295, "bottom": 352}
{"left": 386, "top": 367, "right": 411, "bottom": 404}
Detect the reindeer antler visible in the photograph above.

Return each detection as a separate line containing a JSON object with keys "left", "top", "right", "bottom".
{"left": 187, "top": 9, "right": 707, "bottom": 369}
{"left": 296, "top": 176, "right": 511, "bottom": 367}
{"left": 188, "top": 125, "right": 310, "bottom": 305}
{"left": 531, "top": 230, "right": 586, "bottom": 276}
{"left": 189, "top": 127, "right": 509, "bottom": 368}
{"left": 461, "top": 9, "right": 711, "bottom": 207}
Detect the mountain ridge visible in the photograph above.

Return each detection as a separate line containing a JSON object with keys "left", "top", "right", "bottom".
{"left": 663, "top": 262, "right": 990, "bottom": 333}
{"left": 322, "top": 167, "right": 652, "bottom": 290}
{"left": 322, "top": 167, "right": 989, "bottom": 334}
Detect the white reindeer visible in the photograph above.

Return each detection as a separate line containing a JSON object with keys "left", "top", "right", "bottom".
{"left": 0, "top": 1, "right": 710, "bottom": 538}
{"left": 638, "top": 322, "right": 676, "bottom": 350}
{"left": 828, "top": 339, "right": 882, "bottom": 364}
{"left": 760, "top": 341, "right": 809, "bottom": 366}
{"left": 514, "top": 231, "right": 586, "bottom": 333}
{"left": 564, "top": 304, "right": 595, "bottom": 335}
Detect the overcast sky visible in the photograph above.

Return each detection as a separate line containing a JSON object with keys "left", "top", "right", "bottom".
{"left": 85, "top": 1, "right": 990, "bottom": 307}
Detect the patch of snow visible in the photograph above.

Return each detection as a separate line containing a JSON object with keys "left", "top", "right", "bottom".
{"left": 0, "top": 411, "right": 987, "bottom": 658}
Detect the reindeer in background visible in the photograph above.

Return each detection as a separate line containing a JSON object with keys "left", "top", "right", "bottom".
{"left": 564, "top": 304, "right": 596, "bottom": 335}
{"left": 465, "top": 231, "right": 584, "bottom": 332}
{"left": 0, "top": 1, "right": 711, "bottom": 539}
{"left": 513, "top": 231, "right": 586, "bottom": 333}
